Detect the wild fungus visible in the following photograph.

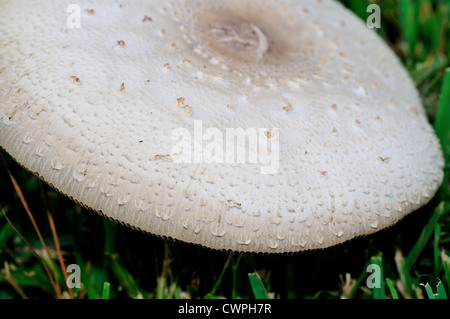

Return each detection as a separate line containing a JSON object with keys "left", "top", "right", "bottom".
{"left": 0, "top": 0, "right": 444, "bottom": 252}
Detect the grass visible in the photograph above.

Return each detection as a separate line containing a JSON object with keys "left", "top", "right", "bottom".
{"left": 0, "top": 0, "right": 449, "bottom": 300}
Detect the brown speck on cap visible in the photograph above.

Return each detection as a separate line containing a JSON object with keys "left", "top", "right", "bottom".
{"left": 70, "top": 76, "right": 81, "bottom": 84}
{"left": 142, "top": 15, "right": 152, "bottom": 22}
{"left": 283, "top": 103, "right": 293, "bottom": 112}
{"left": 154, "top": 154, "right": 172, "bottom": 160}
{"left": 410, "top": 106, "right": 419, "bottom": 116}
{"left": 264, "top": 129, "right": 279, "bottom": 140}
{"left": 227, "top": 199, "right": 242, "bottom": 209}
{"left": 177, "top": 97, "right": 185, "bottom": 108}
{"left": 184, "top": 105, "right": 193, "bottom": 116}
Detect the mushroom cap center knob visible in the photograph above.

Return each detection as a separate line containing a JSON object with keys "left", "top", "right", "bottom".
{"left": 211, "top": 19, "right": 269, "bottom": 61}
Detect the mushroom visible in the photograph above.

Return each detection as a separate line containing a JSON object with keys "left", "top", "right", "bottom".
{"left": 0, "top": 0, "right": 444, "bottom": 253}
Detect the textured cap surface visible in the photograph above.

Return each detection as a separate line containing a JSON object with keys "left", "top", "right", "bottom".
{"left": 0, "top": 0, "right": 444, "bottom": 252}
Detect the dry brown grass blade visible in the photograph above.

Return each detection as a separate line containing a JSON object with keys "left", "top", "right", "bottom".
{"left": 0, "top": 151, "right": 62, "bottom": 298}
{"left": 1, "top": 205, "right": 59, "bottom": 298}
{"left": 39, "top": 180, "right": 74, "bottom": 299}
{"left": 3, "top": 261, "right": 28, "bottom": 299}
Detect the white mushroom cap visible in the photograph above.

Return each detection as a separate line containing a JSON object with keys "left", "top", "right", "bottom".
{"left": 0, "top": 0, "right": 444, "bottom": 253}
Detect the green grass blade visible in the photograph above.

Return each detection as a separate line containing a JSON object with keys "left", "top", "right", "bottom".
{"left": 400, "top": 202, "right": 450, "bottom": 297}
{"left": 369, "top": 255, "right": 385, "bottom": 299}
{"left": 386, "top": 278, "right": 399, "bottom": 299}
{"left": 433, "top": 224, "right": 442, "bottom": 276}
{"left": 248, "top": 272, "right": 269, "bottom": 299}
{"left": 422, "top": 281, "right": 448, "bottom": 299}
{"left": 435, "top": 67, "right": 450, "bottom": 141}
{"left": 347, "top": 261, "right": 372, "bottom": 299}
{"left": 0, "top": 222, "right": 14, "bottom": 250}
{"left": 231, "top": 254, "right": 242, "bottom": 300}
{"left": 435, "top": 68, "right": 450, "bottom": 199}
{"left": 170, "top": 281, "right": 181, "bottom": 299}
{"left": 156, "top": 276, "right": 167, "bottom": 299}
{"left": 434, "top": 68, "right": 450, "bottom": 136}
{"left": 109, "top": 253, "right": 143, "bottom": 299}
{"left": 441, "top": 251, "right": 450, "bottom": 296}
{"left": 436, "top": 281, "right": 448, "bottom": 299}
{"left": 427, "top": 10, "right": 443, "bottom": 55}
{"left": 422, "top": 283, "right": 436, "bottom": 299}
{"left": 102, "top": 282, "right": 111, "bottom": 299}
{"left": 411, "top": 55, "right": 448, "bottom": 86}
{"left": 404, "top": 202, "right": 449, "bottom": 272}
{"left": 399, "top": 0, "right": 420, "bottom": 59}
{"left": 207, "top": 252, "right": 232, "bottom": 299}
{"left": 348, "top": 0, "right": 369, "bottom": 21}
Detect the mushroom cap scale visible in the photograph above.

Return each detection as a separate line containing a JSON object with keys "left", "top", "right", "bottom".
{"left": 0, "top": 0, "right": 444, "bottom": 252}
